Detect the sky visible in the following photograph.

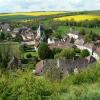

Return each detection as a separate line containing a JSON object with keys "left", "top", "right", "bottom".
{"left": 0, "top": 0, "right": 100, "bottom": 13}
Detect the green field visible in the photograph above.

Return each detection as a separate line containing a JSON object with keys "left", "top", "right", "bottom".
{"left": 55, "top": 26, "right": 100, "bottom": 36}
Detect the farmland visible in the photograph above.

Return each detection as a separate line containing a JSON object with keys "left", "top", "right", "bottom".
{"left": 0, "top": 12, "right": 65, "bottom": 17}
{"left": 54, "top": 15, "right": 100, "bottom": 22}
{"left": 0, "top": 11, "right": 67, "bottom": 21}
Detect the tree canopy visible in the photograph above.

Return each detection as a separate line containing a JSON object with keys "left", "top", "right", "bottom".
{"left": 38, "top": 42, "right": 53, "bottom": 60}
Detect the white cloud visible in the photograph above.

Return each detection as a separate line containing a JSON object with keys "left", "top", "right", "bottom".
{"left": 0, "top": 0, "right": 99, "bottom": 13}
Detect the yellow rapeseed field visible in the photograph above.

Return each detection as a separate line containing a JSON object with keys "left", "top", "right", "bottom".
{"left": 0, "top": 12, "right": 64, "bottom": 16}
{"left": 54, "top": 15, "right": 100, "bottom": 22}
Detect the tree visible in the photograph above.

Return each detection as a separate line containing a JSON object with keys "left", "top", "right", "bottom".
{"left": 89, "top": 31, "right": 97, "bottom": 41}
{"left": 59, "top": 48, "right": 75, "bottom": 59}
{"left": 38, "top": 42, "right": 54, "bottom": 60}
{"left": 52, "top": 48, "right": 62, "bottom": 55}
{"left": 0, "top": 32, "right": 5, "bottom": 41}
{"left": 74, "top": 48, "right": 81, "bottom": 53}
{"left": 26, "top": 53, "right": 32, "bottom": 58}
{"left": 0, "top": 43, "right": 20, "bottom": 68}
{"left": 84, "top": 34, "right": 91, "bottom": 43}
{"left": 79, "top": 29, "right": 86, "bottom": 35}
{"left": 53, "top": 32, "right": 62, "bottom": 39}
{"left": 80, "top": 49, "right": 90, "bottom": 58}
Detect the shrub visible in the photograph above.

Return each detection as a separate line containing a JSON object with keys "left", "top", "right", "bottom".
{"left": 80, "top": 49, "right": 90, "bottom": 58}
{"left": 52, "top": 48, "right": 62, "bottom": 55}
{"left": 26, "top": 53, "right": 32, "bottom": 58}
{"left": 74, "top": 48, "right": 81, "bottom": 53}
{"left": 59, "top": 48, "right": 75, "bottom": 59}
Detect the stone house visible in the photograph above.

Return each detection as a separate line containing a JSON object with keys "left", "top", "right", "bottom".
{"left": 67, "top": 28, "right": 80, "bottom": 40}
{"left": 7, "top": 56, "right": 21, "bottom": 69}
{"left": 12, "top": 28, "right": 21, "bottom": 38}
{"left": 0, "top": 23, "right": 11, "bottom": 32}
{"left": 35, "top": 56, "right": 96, "bottom": 76}
{"left": 74, "top": 41, "right": 99, "bottom": 60}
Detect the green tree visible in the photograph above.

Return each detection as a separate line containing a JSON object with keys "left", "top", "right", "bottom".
{"left": 89, "top": 31, "right": 97, "bottom": 41}
{"left": 0, "top": 43, "right": 20, "bottom": 68}
{"left": 84, "top": 34, "right": 91, "bottom": 43}
{"left": 74, "top": 48, "right": 81, "bottom": 53}
{"left": 52, "top": 48, "right": 62, "bottom": 55}
{"left": 59, "top": 48, "right": 75, "bottom": 59}
{"left": 80, "top": 29, "right": 86, "bottom": 35}
{"left": 26, "top": 53, "right": 32, "bottom": 58}
{"left": 0, "top": 32, "right": 5, "bottom": 41}
{"left": 53, "top": 32, "right": 62, "bottom": 39}
{"left": 80, "top": 49, "right": 90, "bottom": 58}
{"left": 38, "top": 42, "right": 53, "bottom": 60}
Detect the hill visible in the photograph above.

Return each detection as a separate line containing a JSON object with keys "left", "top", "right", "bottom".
{"left": 0, "top": 63, "right": 100, "bottom": 100}
{"left": 0, "top": 11, "right": 67, "bottom": 21}
{"left": 81, "top": 10, "right": 100, "bottom": 15}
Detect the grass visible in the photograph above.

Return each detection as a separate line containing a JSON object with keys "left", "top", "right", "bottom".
{"left": 54, "top": 15, "right": 100, "bottom": 22}
{"left": 55, "top": 26, "right": 100, "bottom": 36}
{"left": 0, "top": 15, "right": 36, "bottom": 21}
{"left": 23, "top": 51, "right": 38, "bottom": 58}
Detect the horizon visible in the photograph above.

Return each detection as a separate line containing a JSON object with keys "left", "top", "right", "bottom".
{"left": 0, "top": 10, "right": 100, "bottom": 14}
{"left": 0, "top": 0, "right": 100, "bottom": 13}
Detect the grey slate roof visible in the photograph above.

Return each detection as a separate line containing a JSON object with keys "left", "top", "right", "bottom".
{"left": 74, "top": 38, "right": 85, "bottom": 45}
{"left": 35, "top": 57, "right": 96, "bottom": 75}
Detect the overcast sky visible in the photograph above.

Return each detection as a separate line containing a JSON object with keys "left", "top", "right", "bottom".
{"left": 0, "top": 0, "right": 100, "bottom": 13}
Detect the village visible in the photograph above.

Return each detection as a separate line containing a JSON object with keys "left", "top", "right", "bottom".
{"left": 0, "top": 22, "right": 100, "bottom": 78}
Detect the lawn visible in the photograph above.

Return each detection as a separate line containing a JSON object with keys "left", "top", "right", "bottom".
{"left": 23, "top": 51, "right": 38, "bottom": 59}
{"left": 55, "top": 26, "right": 68, "bottom": 36}
{"left": 55, "top": 26, "right": 100, "bottom": 36}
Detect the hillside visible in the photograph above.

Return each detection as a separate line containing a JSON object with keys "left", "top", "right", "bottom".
{"left": 0, "top": 12, "right": 66, "bottom": 16}
{"left": 0, "top": 63, "right": 100, "bottom": 100}
{"left": 81, "top": 10, "right": 100, "bottom": 15}
{"left": 0, "top": 12, "right": 66, "bottom": 21}
{"left": 0, "top": 10, "right": 99, "bottom": 22}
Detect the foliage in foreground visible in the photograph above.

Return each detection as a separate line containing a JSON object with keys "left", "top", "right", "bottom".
{"left": 0, "top": 63, "right": 100, "bottom": 100}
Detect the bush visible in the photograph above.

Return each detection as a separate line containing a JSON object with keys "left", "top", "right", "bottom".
{"left": 74, "top": 48, "right": 81, "bottom": 53}
{"left": 52, "top": 48, "right": 62, "bottom": 55}
{"left": 26, "top": 53, "right": 32, "bottom": 58}
{"left": 59, "top": 48, "right": 75, "bottom": 59}
{"left": 80, "top": 49, "right": 90, "bottom": 58}
{"left": 0, "top": 63, "right": 100, "bottom": 100}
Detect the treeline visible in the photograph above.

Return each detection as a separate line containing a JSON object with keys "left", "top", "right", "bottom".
{"left": 65, "top": 19, "right": 100, "bottom": 28}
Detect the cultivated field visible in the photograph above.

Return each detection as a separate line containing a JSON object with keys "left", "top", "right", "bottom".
{"left": 54, "top": 15, "right": 100, "bottom": 22}
{"left": 0, "top": 12, "right": 65, "bottom": 17}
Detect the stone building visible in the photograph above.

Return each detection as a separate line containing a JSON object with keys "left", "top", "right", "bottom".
{"left": 35, "top": 56, "right": 96, "bottom": 76}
